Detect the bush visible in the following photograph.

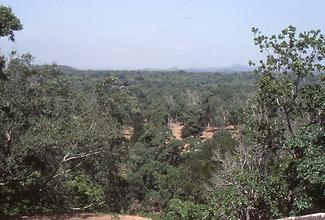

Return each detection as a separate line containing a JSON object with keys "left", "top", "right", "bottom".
{"left": 164, "top": 199, "right": 212, "bottom": 220}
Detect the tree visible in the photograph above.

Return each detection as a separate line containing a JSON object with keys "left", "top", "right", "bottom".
{"left": 245, "top": 26, "right": 325, "bottom": 217}
{"left": 0, "top": 5, "right": 22, "bottom": 41}
{"left": 206, "top": 26, "right": 325, "bottom": 220}
{"left": 0, "top": 5, "right": 23, "bottom": 80}
{"left": 0, "top": 52, "right": 138, "bottom": 214}
{"left": 286, "top": 126, "right": 325, "bottom": 214}
{"left": 249, "top": 26, "right": 325, "bottom": 144}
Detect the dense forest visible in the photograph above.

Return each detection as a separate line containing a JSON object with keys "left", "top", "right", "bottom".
{"left": 1, "top": 5, "right": 325, "bottom": 220}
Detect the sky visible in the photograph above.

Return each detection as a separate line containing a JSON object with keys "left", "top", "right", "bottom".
{"left": 1, "top": 0, "right": 325, "bottom": 70}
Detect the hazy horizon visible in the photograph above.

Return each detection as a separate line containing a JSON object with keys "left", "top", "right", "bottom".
{"left": 1, "top": 0, "right": 325, "bottom": 70}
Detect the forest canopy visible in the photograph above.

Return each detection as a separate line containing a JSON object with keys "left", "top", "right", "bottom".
{"left": 0, "top": 5, "right": 324, "bottom": 220}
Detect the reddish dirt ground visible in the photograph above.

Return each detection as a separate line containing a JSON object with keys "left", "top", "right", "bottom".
{"left": 278, "top": 213, "right": 325, "bottom": 220}
{"left": 200, "top": 125, "right": 240, "bottom": 140}
{"left": 200, "top": 126, "right": 219, "bottom": 140}
{"left": 123, "top": 127, "right": 134, "bottom": 140}
{"left": 169, "top": 121, "right": 240, "bottom": 142}
{"left": 169, "top": 122, "right": 184, "bottom": 140}
{"left": 17, "top": 214, "right": 151, "bottom": 220}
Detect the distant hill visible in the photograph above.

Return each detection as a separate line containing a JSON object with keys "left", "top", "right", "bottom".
{"left": 55, "top": 64, "right": 253, "bottom": 74}
{"left": 56, "top": 65, "right": 81, "bottom": 73}
{"left": 186, "top": 64, "right": 253, "bottom": 73}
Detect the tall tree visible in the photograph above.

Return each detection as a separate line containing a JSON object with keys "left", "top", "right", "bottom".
{"left": 0, "top": 5, "right": 22, "bottom": 41}
{"left": 0, "top": 5, "right": 23, "bottom": 80}
{"left": 208, "top": 26, "right": 325, "bottom": 220}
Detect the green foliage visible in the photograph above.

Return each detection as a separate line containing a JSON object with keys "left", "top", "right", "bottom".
{"left": 286, "top": 126, "right": 325, "bottom": 214}
{"left": 248, "top": 26, "right": 325, "bottom": 147}
{"left": 126, "top": 125, "right": 185, "bottom": 211}
{"left": 0, "top": 52, "right": 138, "bottom": 215}
{"left": 164, "top": 199, "right": 212, "bottom": 220}
{"left": 211, "top": 170, "right": 289, "bottom": 219}
{"left": 69, "top": 174, "right": 105, "bottom": 207}
{"left": 230, "top": 26, "right": 325, "bottom": 219}
{"left": 5, "top": 6, "right": 325, "bottom": 219}
{"left": 211, "top": 130, "right": 238, "bottom": 156}
{"left": 0, "top": 5, "right": 22, "bottom": 41}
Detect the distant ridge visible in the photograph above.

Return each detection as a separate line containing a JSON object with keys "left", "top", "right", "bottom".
{"left": 56, "top": 65, "right": 80, "bottom": 72}
{"left": 55, "top": 64, "right": 253, "bottom": 73}
{"left": 186, "top": 64, "right": 253, "bottom": 73}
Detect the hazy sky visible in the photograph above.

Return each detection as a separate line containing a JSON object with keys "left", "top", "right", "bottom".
{"left": 1, "top": 0, "right": 325, "bottom": 69}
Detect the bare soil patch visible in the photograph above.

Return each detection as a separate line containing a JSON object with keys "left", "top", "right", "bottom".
{"left": 277, "top": 213, "right": 325, "bottom": 220}
{"left": 200, "top": 125, "right": 240, "bottom": 140}
{"left": 200, "top": 126, "right": 218, "bottom": 140}
{"left": 123, "top": 127, "right": 134, "bottom": 140}
{"left": 15, "top": 213, "right": 151, "bottom": 220}
{"left": 169, "top": 122, "right": 184, "bottom": 140}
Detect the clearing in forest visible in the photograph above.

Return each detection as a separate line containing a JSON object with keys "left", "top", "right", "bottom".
{"left": 169, "top": 122, "right": 184, "bottom": 140}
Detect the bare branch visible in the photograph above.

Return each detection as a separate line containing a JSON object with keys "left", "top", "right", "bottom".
{"left": 62, "top": 151, "right": 102, "bottom": 163}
